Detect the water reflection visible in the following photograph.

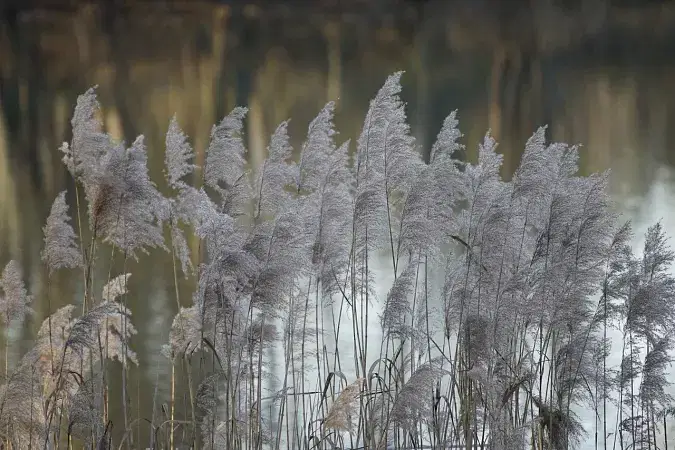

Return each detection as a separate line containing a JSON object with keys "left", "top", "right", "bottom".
{"left": 1, "top": 1, "right": 675, "bottom": 447}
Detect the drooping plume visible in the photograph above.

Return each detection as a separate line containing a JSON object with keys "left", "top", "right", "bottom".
{"left": 102, "top": 273, "right": 131, "bottom": 302}
{"left": 253, "top": 121, "right": 297, "bottom": 220}
{"left": 204, "top": 107, "right": 251, "bottom": 216}
{"left": 87, "top": 136, "right": 167, "bottom": 257}
{"left": 0, "top": 260, "right": 32, "bottom": 325}
{"left": 41, "top": 191, "right": 82, "bottom": 274}
{"left": 324, "top": 378, "right": 365, "bottom": 433}
{"left": 165, "top": 115, "right": 197, "bottom": 188}
{"left": 61, "top": 86, "right": 110, "bottom": 181}
{"left": 296, "top": 101, "right": 336, "bottom": 193}
{"left": 391, "top": 363, "right": 443, "bottom": 431}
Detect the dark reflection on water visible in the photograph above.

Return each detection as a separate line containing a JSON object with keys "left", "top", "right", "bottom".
{"left": 1, "top": 1, "right": 675, "bottom": 446}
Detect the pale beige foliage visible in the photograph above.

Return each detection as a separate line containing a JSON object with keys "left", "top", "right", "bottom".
{"left": 324, "top": 378, "right": 365, "bottom": 434}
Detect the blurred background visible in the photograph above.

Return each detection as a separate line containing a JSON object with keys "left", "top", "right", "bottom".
{"left": 1, "top": 0, "right": 675, "bottom": 446}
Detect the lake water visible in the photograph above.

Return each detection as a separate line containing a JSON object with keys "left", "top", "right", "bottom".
{"left": 1, "top": 1, "right": 675, "bottom": 448}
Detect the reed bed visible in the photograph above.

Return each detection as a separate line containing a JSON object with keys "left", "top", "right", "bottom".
{"left": 1, "top": 72, "right": 674, "bottom": 450}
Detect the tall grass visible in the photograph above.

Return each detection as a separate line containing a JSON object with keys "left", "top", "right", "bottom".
{"left": 1, "top": 72, "right": 674, "bottom": 450}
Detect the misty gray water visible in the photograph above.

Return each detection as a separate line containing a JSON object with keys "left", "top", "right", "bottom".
{"left": 1, "top": 1, "right": 675, "bottom": 447}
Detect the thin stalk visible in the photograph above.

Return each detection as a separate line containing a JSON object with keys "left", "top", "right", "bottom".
{"left": 664, "top": 413, "right": 668, "bottom": 450}
{"left": 170, "top": 361, "right": 175, "bottom": 450}
{"left": 299, "top": 279, "right": 312, "bottom": 447}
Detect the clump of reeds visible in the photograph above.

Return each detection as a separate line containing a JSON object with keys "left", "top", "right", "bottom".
{"left": 0, "top": 72, "right": 674, "bottom": 450}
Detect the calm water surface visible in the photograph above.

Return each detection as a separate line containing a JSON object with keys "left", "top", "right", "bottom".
{"left": 1, "top": 2, "right": 675, "bottom": 447}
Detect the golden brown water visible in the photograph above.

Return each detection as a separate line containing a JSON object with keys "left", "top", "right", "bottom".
{"left": 1, "top": 2, "right": 675, "bottom": 447}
